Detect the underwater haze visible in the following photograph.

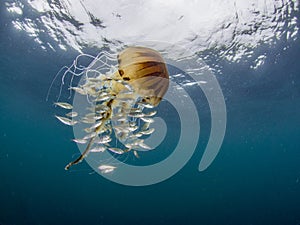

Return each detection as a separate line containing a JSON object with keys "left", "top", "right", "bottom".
{"left": 1, "top": 0, "right": 300, "bottom": 225}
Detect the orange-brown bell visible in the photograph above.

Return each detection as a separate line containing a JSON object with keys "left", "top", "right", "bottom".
{"left": 116, "top": 46, "right": 169, "bottom": 106}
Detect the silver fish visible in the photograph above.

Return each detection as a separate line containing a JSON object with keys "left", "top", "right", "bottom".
{"left": 91, "top": 115, "right": 103, "bottom": 120}
{"left": 139, "top": 142, "right": 152, "bottom": 150}
{"left": 66, "top": 111, "right": 78, "bottom": 118}
{"left": 141, "top": 128, "right": 155, "bottom": 135}
{"left": 125, "top": 143, "right": 134, "bottom": 149}
{"left": 141, "top": 122, "right": 151, "bottom": 131}
{"left": 98, "top": 165, "right": 116, "bottom": 173}
{"left": 133, "top": 150, "right": 140, "bottom": 158}
{"left": 130, "top": 108, "right": 142, "bottom": 113}
{"left": 55, "top": 115, "right": 77, "bottom": 126}
{"left": 116, "top": 117, "right": 127, "bottom": 122}
{"left": 133, "top": 132, "right": 143, "bottom": 138}
{"left": 88, "top": 105, "right": 109, "bottom": 113}
{"left": 140, "top": 117, "right": 154, "bottom": 123}
{"left": 69, "top": 87, "right": 86, "bottom": 95}
{"left": 83, "top": 132, "right": 97, "bottom": 140}
{"left": 95, "top": 135, "right": 112, "bottom": 144}
{"left": 89, "top": 121, "right": 102, "bottom": 130}
{"left": 108, "top": 147, "right": 125, "bottom": 154}
{"left": 98, "top": 92, "right": 111, "bottom": 98}
{"left": 138, "top": 102, "right": 155, "bottom": 109}
{"left": 54, "top": 102, "right": 73, "bottom": 109}
{"left": 84, "top": 113, "right": 102, "bottom": 120}
{"left": 114, "top": 126, "right": 130, "bottom": 135}
{"left": 130, "top": 139, "right": 143, "bottom": 146}
{"left": 128, "top": 125, "right": 138, "bottom": 132}
{"left": 144, "top": 111, "right": 157, "bottom": 117}
{"left": 81, "top": 117, "right": 96, "bottom": 124}
{"left": 72, "top": 138, "right": 88, "bottom": 144}
{"left": 95, "top": 95, "right": 111, "bottom": 102}
{"left": 85, "top": 113, "right": 97, "bottom": 118}
{"left": 90, "top": 146, "right": 106, "bottom": 153}
{"left": 84, "top": 127, "right": 93, "bottom": 133}
{"left": 128, "top": 112, "right": 145, "bottom": 118}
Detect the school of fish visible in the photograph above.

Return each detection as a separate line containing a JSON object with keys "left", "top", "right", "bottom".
{"left": 54, "top": 73, "right": 157, "bottom": 172}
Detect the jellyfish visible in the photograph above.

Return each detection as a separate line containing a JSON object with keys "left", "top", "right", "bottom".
{"left": 54, "top": 46, "right": 169, "bottom": 170}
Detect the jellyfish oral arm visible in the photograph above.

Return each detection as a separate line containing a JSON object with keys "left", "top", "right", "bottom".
{"left": 64, "top": 104, "right": 112, "bottom": 170}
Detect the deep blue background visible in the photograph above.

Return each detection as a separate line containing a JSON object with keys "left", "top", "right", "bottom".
{"left": 1, "top": 4, "right": 300, "bottom": 225}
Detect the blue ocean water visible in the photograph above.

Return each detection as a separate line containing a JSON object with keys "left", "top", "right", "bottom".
{"left": 1, "top": 4, "right": 300, "bottom": 225}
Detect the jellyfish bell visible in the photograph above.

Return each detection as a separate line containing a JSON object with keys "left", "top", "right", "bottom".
{"left": 110, "top": 47, "right": 169, "bottom": 153}
{"left": 113, "top": 46, "right": 169, "bottom": 107}
{"left": 55, "top": 46, "right": 170, "bottom": 170}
